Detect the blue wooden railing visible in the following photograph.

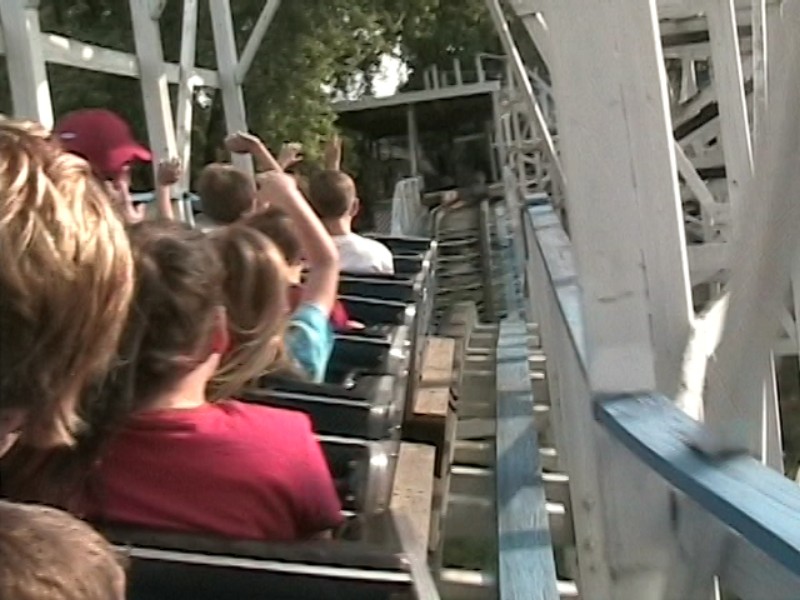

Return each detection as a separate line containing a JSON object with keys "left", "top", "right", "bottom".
{"left": 513, "top": 196, "right": 800, "bottom": 599}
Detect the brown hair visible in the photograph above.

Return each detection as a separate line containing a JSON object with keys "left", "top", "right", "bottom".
{"left": 0, "top": 221, "right": 224, "bottom": 507}
{"left": 308, "top": 170, "right": 357, "bottom": 219}
{"left": 208, "top": 225, "right": 291, "bottom": 397}
{"left": 0, "top": 500, "right": 125, "bottom": 600}
{"left": 242, "top": 207, "right": 303, "bottom": 265}
{"left": 119, "top": 221, "right": 224, "bottom": 404}
{"left": 0, "top": 118, "right": 133, "bottom": 448}
{"left": 197, "top": 163, "right": 256, "bottom": 224}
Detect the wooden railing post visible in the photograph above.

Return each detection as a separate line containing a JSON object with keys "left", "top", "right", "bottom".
{"left": 518, "top": 0, "right": 695, "bottom": 596}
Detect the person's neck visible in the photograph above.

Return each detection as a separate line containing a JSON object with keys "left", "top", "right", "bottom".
{"left": 324, "top": 217, "right": 352, "bottom": 237}
{"left": 143, "top": 359, "right": 218, "bottom": 412}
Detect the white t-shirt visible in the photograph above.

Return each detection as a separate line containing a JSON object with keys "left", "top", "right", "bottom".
{"left": 333, "top": 233, "right": 395, "bottom": 275}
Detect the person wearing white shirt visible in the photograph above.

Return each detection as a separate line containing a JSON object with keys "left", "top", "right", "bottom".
{"left": 308, "top": 169, "right": 394, "bottom": 275}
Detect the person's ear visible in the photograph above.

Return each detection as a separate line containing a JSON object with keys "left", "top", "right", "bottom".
{"left": 210, "top": 308, "right": 231, "bottom": 356}
{"left": 350, "top": 197, "right": 360, "bottom": 217}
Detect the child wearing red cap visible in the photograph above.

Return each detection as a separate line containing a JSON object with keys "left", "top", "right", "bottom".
{"left": 55, "top": 109, "right": 177, "bottom": 223}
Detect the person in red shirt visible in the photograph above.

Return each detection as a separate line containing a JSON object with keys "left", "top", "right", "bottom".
{"left": 5, "top": 220, "right": 343, "bottom": 541}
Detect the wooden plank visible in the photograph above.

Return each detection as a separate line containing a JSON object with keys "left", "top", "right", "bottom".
{"left": 721, "top": 529, "right": 800, "bottom": 598}
{"left": 0, "top": 2, "right": 53, "bottom": 127}
{"left": 486, "top": 0, "right": 565, "bottom": 192}
{"left": 333, "top": 81, "right": 502, "bottom": 113}
{"left": 235, "top": 0, "right": 280, "bottom": 84}
{"left": 596, "top": 394, "right": 800, "bottom": 577}
{"left": 414, "top": 337, "right": 455, "bottom": 418}
{"left": 390, "top": 442, "right": 436, "bottom": 559}
{"left": 495, "top": 318, "right": 558, "bottom": 600}
{"left": 129, "top": 0, "right": 178, "bottom": 180}
{"left": 174, "top": 0, "right": 199, "bottom": 223}
{"left": 707, "top": 0, "right": 754, "bottom": 231}
{"left": 207, "top": 0, "right": 253, "bottom": 174}
{"left": 700, "top": 0, "right": 800, "bottom": 458}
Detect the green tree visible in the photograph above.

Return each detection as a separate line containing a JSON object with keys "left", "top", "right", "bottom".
{"left": 0, "top": 0, "right": 503, "bottom": 183}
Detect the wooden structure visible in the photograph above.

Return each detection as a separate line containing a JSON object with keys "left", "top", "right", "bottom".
{"left": 4, "top": 0, "right": 800, "bottom": 598}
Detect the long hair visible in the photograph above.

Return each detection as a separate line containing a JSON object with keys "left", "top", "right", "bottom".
{"left": 208, "top": 224, "right": 292, "bottom": 398}
{"left": 1, "top": 221, "right": 223, "bottom": 507}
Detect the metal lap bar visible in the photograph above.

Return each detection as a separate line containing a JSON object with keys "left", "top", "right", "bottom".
{"left": 121, "top": 546, "right": 414, "bottom": 600}
{"left": 319, "top": 435, "right": 393, "bottom": 516}
{"left": 125, "top": 546, "right": 414, "bottom": 582}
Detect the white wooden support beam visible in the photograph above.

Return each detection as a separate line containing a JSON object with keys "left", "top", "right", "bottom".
{"left": 406, "top": 104, "right": 419, "bottom": 177}
{"left": 149, "top": 0, "right": 167, "bottom": 19}
{"left": 129, "top": 0, "right": 178, "bottom": 188}
{"left": 486, "top": 0, "right": 565, "bottom": 194}
{"left": 706, "top": 0, "right": 754, "bottom": 234}
{"left": 0, "top": 0, "right": 53, "bottom": 127}
{"left": 0, "top": 31, "right": 220, "bottom": 87}
{"left": 698, "top": 0, "right": 800, "bottom": 460}
{"left": 235, "top": 0, "right": 280, "bottom": 85}
{"left": 208, "top": 0, "right": 253, "bottom": 174}
{"left": 505, "top": 0, "right": 554, "bottom": 69}
{"left": 544, "top": 1, "right": 693, "bottom": 597}
{"left": 750, "top": 0, "right": 767, "bottom": 144}
{"left": 175, "top": 0, "right": 199, "bottom": 222}
{"left": 661, "top": 497, "right": 726, "bottom": 600}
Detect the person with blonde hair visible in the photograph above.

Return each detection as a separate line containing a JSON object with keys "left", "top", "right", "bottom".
{"left": 0, "top": 501, "right": 126, "bottom": 600}
{"left": 4, "top": 220, "right": 343, "bottom": 541}
{"left": 208, "top": 223, "right": 292, "bottom": 396}
{"left": 0, "top": 118, "right": 133, "bottom": 456}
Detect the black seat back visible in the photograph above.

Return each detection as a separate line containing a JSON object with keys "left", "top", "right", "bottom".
{"left": 339, "top": 296, "right": 412, "bottom": 326}
{"left": 339, "top": 277, "right": 418, "bottom": 304}
{"left": 243, "top": 375, "right": 398, "bottom": 440}
{"left": 106, "top": 528, "right": 414, "bottom": 600}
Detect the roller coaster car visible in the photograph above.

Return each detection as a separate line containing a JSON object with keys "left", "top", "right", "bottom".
{"left": 339, "top": 276, "right": 420, "bottom": 304}
{"left": 244, "top": 374, "right": 400, "bottom": 441}
{"left": 319, "top": 436, "right": 391, "bottom": 515}
{"left": 102, "top": 519, "right": 425, "bottom": 600}
{"left": 365, "top": 234, "right": 436, "bottom": 257}
{"left": 338, "top": 296, "right": 415, "bottom": 327}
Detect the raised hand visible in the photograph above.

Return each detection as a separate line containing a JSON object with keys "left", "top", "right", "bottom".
{"left": 278, "top": 142, "right": 304, "bottom": 170}
{"left": 224, "top": 131, "right": 261, "bottom": 154}
{"left": 157, "top": 157, "right": 182, "bottom": 186}
{"left": 323, "top": 134, "right": 342, "bottom": 171}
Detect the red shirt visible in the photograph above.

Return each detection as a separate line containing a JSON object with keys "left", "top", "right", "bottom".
{"left": 288, "top": 284, "right": 350, "bottom": 331}
{"left": 79, "top": 401, "right": 343, "bottom": 541}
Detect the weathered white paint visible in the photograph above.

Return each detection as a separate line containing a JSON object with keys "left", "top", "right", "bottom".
{"left": 175, "top": 0, "right": 199, "bottom": 223}
{"left": 129, "top": 0, "right": 178, "bottom": 174}
{"left": 235, "top": 0, "right": 281, "bottom": 84}
{"left": 699, "top": 0, "right": 800, "bottom": 458}
{"left": 208, "top": 0, "right": 253, "bottom": 173}
{"left": 486, "top": 0, "right": 565, "bottom": 195}
{"left": 0, "top": 1, "right": 53, "bottom": 127}
{"left": 706, "top": 0, "right": 754, "bottom": 235}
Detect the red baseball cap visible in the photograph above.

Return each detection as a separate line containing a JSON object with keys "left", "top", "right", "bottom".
{"left": 54, "top": 109, "right": 152, "bottom": 179}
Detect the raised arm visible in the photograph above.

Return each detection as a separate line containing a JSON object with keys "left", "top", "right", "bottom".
{"left": 256, "top": 171, "right": 339, "bottom": 315}
{"left": 323, "top": 134, "right": 342, "bottom": 171}
{"left": 225, "top": 131, "right": 283, "bottom": 173}
{"left": 154, "top": 157, "right": 182, "bottom": 221}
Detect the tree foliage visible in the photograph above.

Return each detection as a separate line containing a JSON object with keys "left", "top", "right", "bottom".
{"left": 0, "top": 0, "right": 500, "bottom": 184}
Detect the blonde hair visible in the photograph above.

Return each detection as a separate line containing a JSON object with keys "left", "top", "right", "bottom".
{"left": 0, "top": 500, "right": 126, "bottom": 600}
{"left": 0, "top": 119, "right": 133, "bottom": 447}
{"left": 209, "top": 225, "right": 290, "bottom": 397}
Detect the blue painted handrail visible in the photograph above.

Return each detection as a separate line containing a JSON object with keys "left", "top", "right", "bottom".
{"left": 525, "top": 196, "right": 800, "bottom": 585}
{"left": 596, "top": 394, "right": 800, "bottom": 578}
